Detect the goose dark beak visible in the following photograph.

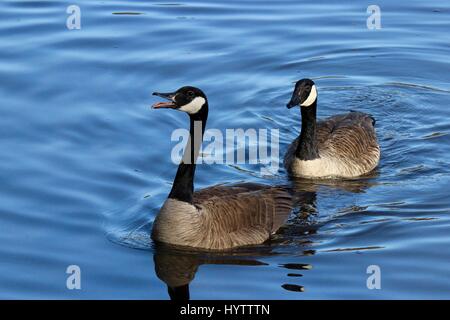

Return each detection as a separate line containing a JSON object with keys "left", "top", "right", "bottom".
{"left": 286, "top": 95, "right": 300, "bottom": 109}
{"left": 286, "top": 85, "right": 303, "bottom": 109}
{"left": 152, "top": 92, "right": 177, "bottom": 109}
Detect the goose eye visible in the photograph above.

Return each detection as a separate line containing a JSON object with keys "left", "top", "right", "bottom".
{"left": 187, "top": 91, "right": 194, "bottom": 98}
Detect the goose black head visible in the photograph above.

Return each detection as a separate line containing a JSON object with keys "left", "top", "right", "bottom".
{"left": 152, "top": 86, "right": 208, "bottom": 115}
{"left": 287, "top": 79, "right": 317, "bottom": 109}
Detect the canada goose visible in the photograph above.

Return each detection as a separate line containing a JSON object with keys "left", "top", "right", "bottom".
{"left": 151, "top": 86, "right": 292, "bottom": 250}
{"left": 284, "top": 79, "right": 380, "bottom": 178}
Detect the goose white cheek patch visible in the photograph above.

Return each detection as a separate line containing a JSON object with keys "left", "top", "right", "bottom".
{"left": 179, "top": 97, "right": 205, "bottom": 114}
{"left": 301, "top": 85, "right": 317, "bottom": 107}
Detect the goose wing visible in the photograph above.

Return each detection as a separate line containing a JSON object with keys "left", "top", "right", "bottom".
{"left": 193, "top": 185, "right": 292, "bottom": 249}
{"left": 316, "top": 111, "right": 380, "bottom": 169}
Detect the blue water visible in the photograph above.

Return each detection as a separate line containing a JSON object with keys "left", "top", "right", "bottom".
{"left": 1, "top": 0, "right": 450, "bottom": 299}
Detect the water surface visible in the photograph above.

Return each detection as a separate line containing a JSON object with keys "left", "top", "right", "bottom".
{"left": 1, "top": 0, "right": 450, "bottom": 299}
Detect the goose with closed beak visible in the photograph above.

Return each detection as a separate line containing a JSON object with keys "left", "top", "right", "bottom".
{"left": 284, "top": 79, "right": 380, "bottom": 178}
{"left": 151, "top": 86, "right": 292, "bottom": 250}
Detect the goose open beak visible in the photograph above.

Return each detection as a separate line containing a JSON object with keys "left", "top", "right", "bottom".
{"left": 152, "top": 92, "right": 177, "bottom": 109}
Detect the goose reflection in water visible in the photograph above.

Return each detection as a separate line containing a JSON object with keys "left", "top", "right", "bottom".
{"left": 289, "top": 169, "right": 379, "bottom": 195}
{"left": 153, "top": 243, "right": 319, "bottom": 301}
{"left": 153, "top": 245, "right": 272, "bottom": 301}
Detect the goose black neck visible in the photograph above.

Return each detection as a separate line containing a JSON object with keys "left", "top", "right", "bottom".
{"left": 168, "top": 105, "right": 208, "bottom": 203}
{"left": 296, "top": 101, "right": 319, "bottom": 160}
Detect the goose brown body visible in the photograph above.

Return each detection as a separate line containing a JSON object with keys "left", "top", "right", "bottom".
{"left": 152, "top": 183, "right": 292, "bottom": 250}
{"left": 284, "top": 111, "right": 380, "bottom": 178}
